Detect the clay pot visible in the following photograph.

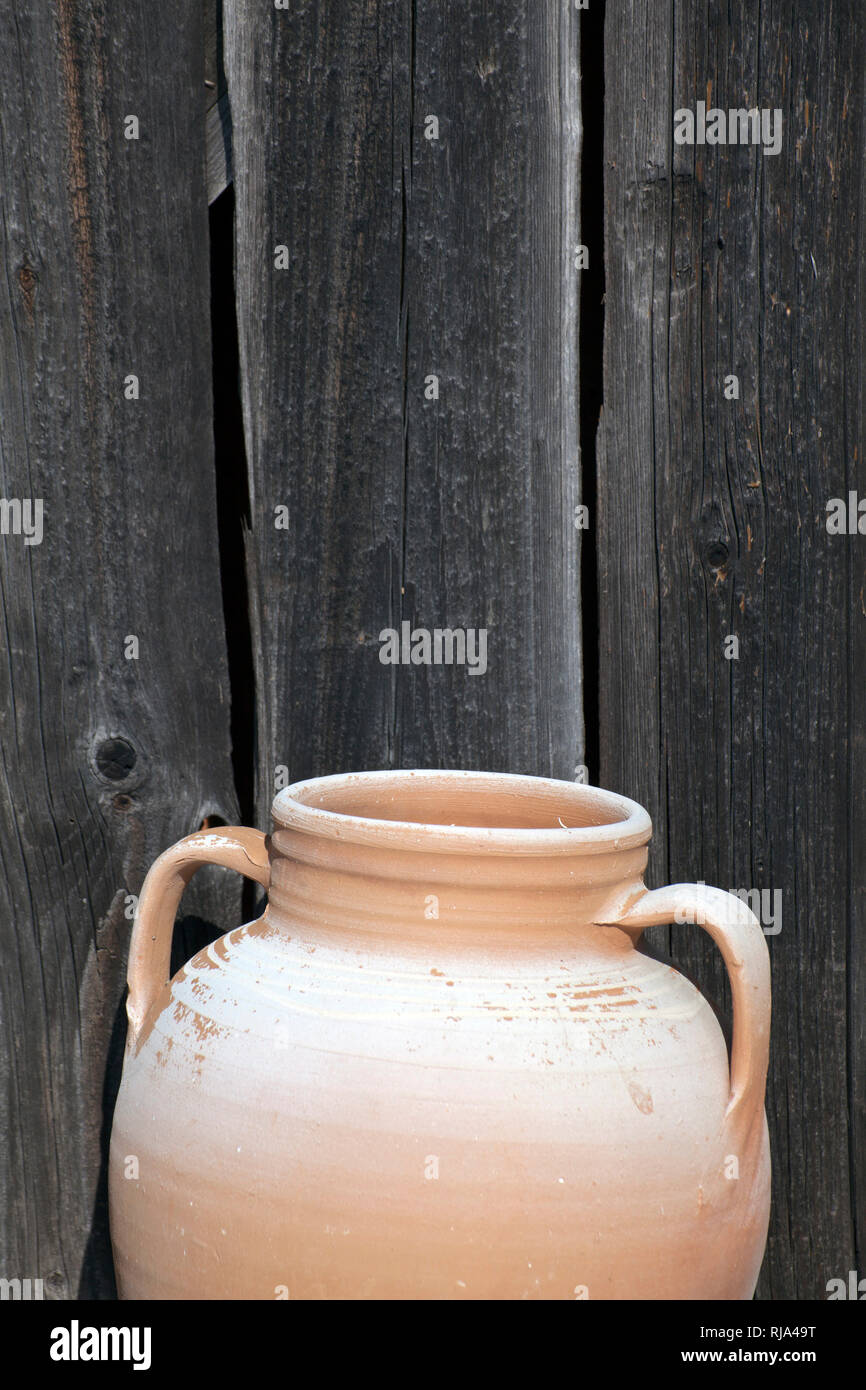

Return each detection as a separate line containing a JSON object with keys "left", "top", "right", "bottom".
{"left": 109, "top": 770, "right": 771, "bottom": 1299}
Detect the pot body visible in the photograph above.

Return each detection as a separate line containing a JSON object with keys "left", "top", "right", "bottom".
{"left": 109, "top": 771, "right": 771, "bottom": 1299}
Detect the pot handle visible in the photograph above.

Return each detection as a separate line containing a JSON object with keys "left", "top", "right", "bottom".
{"left": 125, "top": 827, "right": 271, "bottom": 1055}
{"left": 605, "top": 884, "right": 771, "bottom": 1145}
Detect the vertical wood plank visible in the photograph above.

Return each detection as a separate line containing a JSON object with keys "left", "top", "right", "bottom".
{"left": 226, "top": 0, "right": 408, "bottom": 817}
{"left": 226, "top": 0, "right": 583, "bottom": 826}
{"left": 849, "top": 6, "right": 866, "bottom": 1288}
{"left": 396, "top": 4, "right": 582, "bottom": 774}
{"left": 0, "top": 0, "right": 237, "bottom": 1296}
{"left": 599, "top": 0, "right": 865, "bottom": 1296}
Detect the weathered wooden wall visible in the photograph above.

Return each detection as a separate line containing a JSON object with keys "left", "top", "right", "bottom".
{"left": 598, "top": 0, "right": 865, "bottom": 1298}
{"left": 225, "top": 0, "right": 583, "bottom": 824}
{"left": 0, "top": 1, "right": 238, "bottom": 1296}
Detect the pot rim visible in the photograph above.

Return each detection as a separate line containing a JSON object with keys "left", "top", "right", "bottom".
{"left": 271, "top": 769, "right": 652, "bottom": 857}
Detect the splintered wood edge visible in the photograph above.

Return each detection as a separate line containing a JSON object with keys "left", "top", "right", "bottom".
{"left": 206, "top": 90, "right": 233, "bottom": 204}
{"left": 205, "top": 0, "right": 231, "bottom": 203}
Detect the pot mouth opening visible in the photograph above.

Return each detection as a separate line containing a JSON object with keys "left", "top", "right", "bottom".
{"left": 272, "top": 770, "right": 652, "bottom": 856}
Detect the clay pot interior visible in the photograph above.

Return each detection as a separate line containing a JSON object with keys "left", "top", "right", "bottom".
{"left": 274, "top": 769, "right": 649, "bottom": 842}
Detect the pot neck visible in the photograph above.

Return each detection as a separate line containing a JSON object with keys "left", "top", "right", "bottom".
{"left": 266, "top": 826, "right": 649, "bottom": 957}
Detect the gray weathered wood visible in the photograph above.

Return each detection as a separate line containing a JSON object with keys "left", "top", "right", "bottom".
{"left": 397, "top": 5, "right": 582, "bottom": 774}
{"left": 853, "top": 13, "right": 866, "bottom": 1299}
{"left": 225, "top": 0, "right": 583, "bottom": 824}
{"left": 206, "top": 92, "right": 233, "bottom": 204}
{"left": 598, "top": 0, "right": 866, "bottom": 1298}
{"left": 0, "top": 0, "right": 238, "bottom": 1297}
{"left": 205, "top": 0, "right": 232, "bottom": 202}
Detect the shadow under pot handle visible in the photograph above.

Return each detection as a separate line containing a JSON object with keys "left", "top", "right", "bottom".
{"left": 603, "top": 883, "right": 771, "bottom": 1148}
{"left": 124, "top": 827, "right": 271, "bottom": 1056}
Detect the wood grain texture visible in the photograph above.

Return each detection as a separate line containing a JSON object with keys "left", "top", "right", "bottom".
{"left": 598, "top": 0, "right": 865, "bottom": 1298}
{"left": 204, "top": 0, "right": 232, "bottom": 201}
{"left": 397, "top": 3, "right": 582, "bottom": 775}
{"left": 206, "top": 92, "right": 233, "bottom": 203}
{"left": 225, "top": 0, "right": 583, "bottom": 825}
{"left": 0, "top": 0, "right": 238, "bottom": 1296}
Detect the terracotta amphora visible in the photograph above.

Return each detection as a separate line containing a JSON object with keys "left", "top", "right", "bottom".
{"left": 109, "top": 770, "right": 771, "bottom": 1299}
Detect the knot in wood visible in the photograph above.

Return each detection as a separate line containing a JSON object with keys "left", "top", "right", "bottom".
{"left": 95, "top": 737, "right": 137, "bottom": 782}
